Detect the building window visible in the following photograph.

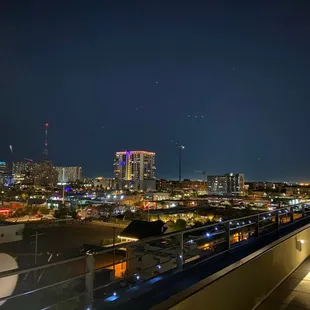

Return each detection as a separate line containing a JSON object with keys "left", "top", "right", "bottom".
{"left": 1, "top": 234, "right": 3, "bottom": 237}
{"left": 16, "top": 232, "right": 19, "bottom": 235}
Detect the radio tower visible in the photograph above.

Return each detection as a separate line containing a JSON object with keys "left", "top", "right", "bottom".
{"left": 43, "top": 122, "right": 49, "bottom": 159}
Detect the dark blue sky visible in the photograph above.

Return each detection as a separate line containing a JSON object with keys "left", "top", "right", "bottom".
{"left": 1, "top": 1, "right": 310, "bottom": 181}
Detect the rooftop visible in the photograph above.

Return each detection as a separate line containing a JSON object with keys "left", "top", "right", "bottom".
{"left": 0, "top": 221, "right": 19, "bottom": 227}
{"left": 258, "top": 257, "right": 310, "bottom": 310}
{"left": 116, "top": 150, "right": 155, "bottom": 155}
{"left": 119, "top": 220, "right": 167, "bottom": 240}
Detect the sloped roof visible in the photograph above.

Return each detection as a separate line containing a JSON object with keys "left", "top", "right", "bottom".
{"left": 120, "top": 220, "right": 167, "bottom": 240}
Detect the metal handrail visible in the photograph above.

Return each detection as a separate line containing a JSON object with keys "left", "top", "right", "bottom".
{"left": 41, "top": 291, "right": 87, "bottom": 310}
{"left": 0, "top": 254, "right": 85, "bottom": 279}
{"left": 95, "top": 242, "right": 179, "bottom": 273}
{"left": 0, "top": 272, "right": 87, "bottom": 302}
{"left": 0, "top": 201, "right": 308, "bottom": 309}
{"left": 0, "top": 202, "right": 307, "bottom": 280}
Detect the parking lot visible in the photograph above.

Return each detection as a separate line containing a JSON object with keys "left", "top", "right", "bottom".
{"left": 0, "top": 221, "right": 124, "bottom": 268}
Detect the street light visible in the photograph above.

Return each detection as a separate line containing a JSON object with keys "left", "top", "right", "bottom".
{"left": 172, "top": 140, "right": 185, "bottom": 187}
{"left": 178, "top": 145, "right": 185, "bottom": 184}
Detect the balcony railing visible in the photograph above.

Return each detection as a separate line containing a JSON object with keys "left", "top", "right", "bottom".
{"left": 0, "top": 202, "right": 310, "bottom": 310}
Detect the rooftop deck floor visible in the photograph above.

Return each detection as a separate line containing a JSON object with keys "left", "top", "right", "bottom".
{"left": 257, "top": 256, "right": 310, "bottom": 310}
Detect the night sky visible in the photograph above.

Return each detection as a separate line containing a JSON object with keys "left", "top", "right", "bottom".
{"left": 1, "top": 1, "right": 310, "bottom": 181}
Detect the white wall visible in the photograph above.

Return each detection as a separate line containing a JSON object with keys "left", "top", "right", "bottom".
{"left": 0, "top": 224, "right": 25, "bottom": 244}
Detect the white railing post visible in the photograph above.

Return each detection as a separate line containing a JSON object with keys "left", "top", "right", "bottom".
{"left": 85, "top": 254, "right": 95, "bottom": 309}
{"left": 257, "top": 214, "right": 260, "bottom": 237}
{"left": 302, "top": 204, "right": 306, "bottom": 218}
{"left": 226, "top": 221, "right": 231, "bottom": 250}
{"left": 277, "top": 210, "right": 280, "bottom": 229}
{"left": 290, "top": 206, "right": 294, "bottom": 223}
{"left": 176, "top": 232, "right": 184, "bottom": 270}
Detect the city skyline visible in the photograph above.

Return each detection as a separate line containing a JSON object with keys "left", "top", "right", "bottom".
{"left": 1, "top": 1, "right": 310, "bottom": 181}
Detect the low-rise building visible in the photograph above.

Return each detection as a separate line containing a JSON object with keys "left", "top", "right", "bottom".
{"left": 181, "top": 180, "right": 207, "bottom": 192}
{"left": 144, "top": 192, "right": 171, "bottom": 201}
{"left": 285, "top": 185, "right": 310, "bottom": 197}
{"left": 156, "top": 179, "right": 206, "bottom": 192}
{"left": 94, "top": 177, "right": 115, "bottom": 189}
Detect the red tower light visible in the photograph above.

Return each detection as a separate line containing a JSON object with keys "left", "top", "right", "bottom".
{"left": 45, "top": 123, "right": 49, "bottom": 127}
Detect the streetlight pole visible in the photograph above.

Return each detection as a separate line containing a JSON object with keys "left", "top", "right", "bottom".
{"left": 178, "top": 145, "right": 185, "bottom": 186}
{"left": 62, "top": 168, "right": 65, "bottom": 205}
{"left": 172, "top": 140, "right": 185, "bottom": 189}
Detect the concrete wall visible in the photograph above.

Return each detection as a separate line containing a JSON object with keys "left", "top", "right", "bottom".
{"left": 0, "top": 223, "right": 25, "bottom": 244}
{"left": 157, "top": 225, "right": 310, "bottom": 310}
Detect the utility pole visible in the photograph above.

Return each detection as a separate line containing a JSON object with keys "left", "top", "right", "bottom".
{"left": 31, "top": 231, "right": 44, "bottom": 265}
{"left": 30, "top": 231, "right": 44, "bottom": 287}
{"left": 177, "top": 145, "right": 185, "bottom": 185}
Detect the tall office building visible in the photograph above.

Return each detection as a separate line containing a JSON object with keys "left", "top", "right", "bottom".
{"left": 225, "top": 173, "right": 245, "bottom": 196}
{"left": 207, "top": 175, "right": 228, "bottom": 195}
{"left": 0, "top": 161, "right": 6, "bottom": 175}
{"left": 207, "top": 173, "right": 245, "bottom": 196}
{"left": 114, "top": 150, "right": 156, "bottom": 190}
{"left": 33, "top": 161, "right": 58, "bottom": 187}
{"left": 55, "top": 166, "right": 82, "bottom": 183}
{"left": 12, "top": 161, "right": 36, "bottom": 184}
{"left": 0, "top": 161, "right": 6, "bottom": 185}
{"left": 13, "top": 161, "right": 35, "bottom": 176}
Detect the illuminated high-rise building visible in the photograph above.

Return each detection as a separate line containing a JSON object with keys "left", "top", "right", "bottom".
{"left": 114, "top": 150, "right": 156, "bottom": 190}
{"left": 34, "top": 161, "right": 58, "bottom": 187}
{"left": 0, "top": 161, "right": 6, "bottom": 185}
{"left": 0, "top": 161, "right": 6, "bottom": 175}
